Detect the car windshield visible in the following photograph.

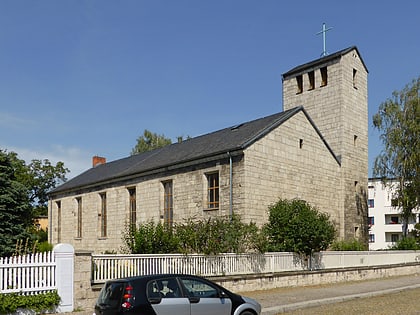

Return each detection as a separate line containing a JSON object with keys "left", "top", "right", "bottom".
{"left": 97, "top": 282, "right": 125, "bottom": 308}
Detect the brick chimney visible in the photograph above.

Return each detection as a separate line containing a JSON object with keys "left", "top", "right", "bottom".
{"left": 92, "top": 156, "right": 106, "bottom": 168}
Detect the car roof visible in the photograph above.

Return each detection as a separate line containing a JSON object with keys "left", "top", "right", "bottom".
{"left": 108, "top": 274, "right": 205, "bottom": 282}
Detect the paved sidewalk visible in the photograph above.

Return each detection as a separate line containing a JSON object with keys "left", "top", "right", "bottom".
{"left": 242, "top": 274, "right": 420, "bottom": 314}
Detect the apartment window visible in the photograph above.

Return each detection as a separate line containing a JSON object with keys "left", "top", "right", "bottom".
{"left": 296, "top": 75, "right": 303, "bottom": 94}
{"left": 369, "top": 234, "right": 375, "bottom": 243}
{"left": 56, "top": 201, "right": 61, "bottom": 243}
{"left": 390, "top": 216, "right": 399, "bottom": 224}
{"left": 368, "top": 216, "right": 375, "bottom": 226}
{"left": 353, "top": 68, "right": 358, "bottom": 89}
{"left": 128, "top": 188, "right": 136, "bottom": 228}
{"left": 391, "top": 234, "right": 399, "bottom": 243}
{"left": 320, "top": 67, "right": 328, "bottom": 86}
{"left": 207, "top": 172, "right": 219, "bottom": 209}
{"left": 163, "top": 181, "right": 173, "bottom": 226}
{"left": 308, "top": 71, "right": 315, "bottom": 90}
{"left": 76, "top": 197, "right": 82, "bottom": 238}
{"left": 100, "top": 193, "right": 107, "bottom": 237}
{"left": 368, "top": 199, "right": 374, "bottom": 208}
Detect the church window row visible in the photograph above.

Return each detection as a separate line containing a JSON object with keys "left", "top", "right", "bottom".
{"left": 296, "top": 66, "right": 328, "bottom": 94}
{"left": 55, "top": 171, "right": 220, "bottom": 240}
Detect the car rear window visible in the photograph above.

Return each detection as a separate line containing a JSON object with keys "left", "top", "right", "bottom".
{"left": 97, "top": 282, "right": 126, "bottom": 309}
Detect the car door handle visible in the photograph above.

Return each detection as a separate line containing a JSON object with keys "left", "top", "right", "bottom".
{"left": 188, "top": 297, "right": 200, "bottom": 303}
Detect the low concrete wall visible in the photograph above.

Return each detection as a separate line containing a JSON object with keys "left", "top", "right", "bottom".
{"left": 73, "top": 250, "right": 420, "bottom": 312}
{"left": 212, "top": 263, "right": 420, "bottom": 293}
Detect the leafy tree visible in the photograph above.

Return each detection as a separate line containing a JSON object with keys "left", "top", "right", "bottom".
{"left": 16, "top": 158, "right": 69, "bottom": 216}
{"left": 373, "top": 76, "right": 420, "bottom": 236}
{"left": 0, "top": 149, "right": 69, "bottom": 256}
{"left": 264, "top": 199, "right": 336, "bottom": 257}
{"left": 0, "top": 150, "right": 32, "bottom": 256}
{"left": 131, "top": 129, "right": 172, "bottom": 155}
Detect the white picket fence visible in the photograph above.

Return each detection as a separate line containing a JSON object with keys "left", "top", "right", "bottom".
{"left": 0, "top": 252, "right": 56, "bottom": 294}
{"left": 0, "top": 244, "right": 74, "bottom": 313}
{"left": 92, "top": 250, "right": 420, "bottom": 284}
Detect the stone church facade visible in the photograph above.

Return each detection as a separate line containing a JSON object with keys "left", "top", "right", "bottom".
{"left": 48, "top": 46, "right": 368, "bottom": 253}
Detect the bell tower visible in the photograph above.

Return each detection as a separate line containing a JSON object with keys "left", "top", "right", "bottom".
{"left": 282, "top": 46, "right": 369, "bottom": 242}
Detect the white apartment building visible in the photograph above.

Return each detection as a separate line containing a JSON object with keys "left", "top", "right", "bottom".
{"left": 368, "top": 178, "right": 420, "bottom": 250}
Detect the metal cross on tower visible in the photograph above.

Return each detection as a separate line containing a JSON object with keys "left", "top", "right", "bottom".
{"left": 316, "top": 23, "right": 333, "bottom": 57}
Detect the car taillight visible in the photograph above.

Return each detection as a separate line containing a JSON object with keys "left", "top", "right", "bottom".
{"left": 122, "top": 285, "right": 134, "bottom": 310}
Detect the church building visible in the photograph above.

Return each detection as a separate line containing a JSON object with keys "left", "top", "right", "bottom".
{"left": 48, "top": 46, "right": 368, "bottom": 253}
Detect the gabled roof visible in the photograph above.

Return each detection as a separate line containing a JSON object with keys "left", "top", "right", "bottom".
{"left": 51, "top": 106, "right": 327, "bottom": 195}
{"left": 282, "top": 46, "right": 368, "bottom": 79}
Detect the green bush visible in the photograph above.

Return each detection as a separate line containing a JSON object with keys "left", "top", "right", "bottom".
{"left": 175, "top": 215, "right": 266, "bottom": 255}
{"left": 264, "top": 199, "right": 336, "bottom": 256}
{"left": 390, "top": 237, "right": 420, "bottom": 250}
{"left": 0, "top": 290, "right": 60, "bottom": 314}
{"left": 122, "top": 215, "right": 266, "bottom": 255}
{"left": 330, "top": 238, "right": 368, "bottom": 251}
{"left": 122, "top": 221, "right": 180, "bottom": 254}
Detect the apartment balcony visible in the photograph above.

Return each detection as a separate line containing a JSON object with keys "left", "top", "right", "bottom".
{"left": 383, "top": 223, "right": 404, "bottom": 233}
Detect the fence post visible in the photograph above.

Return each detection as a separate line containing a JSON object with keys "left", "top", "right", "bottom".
{"left": 54, "top": 243, "right": 74, "bottom": 312}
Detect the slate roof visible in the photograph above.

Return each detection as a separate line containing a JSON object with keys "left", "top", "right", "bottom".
{"left": 51, "top": 106, "right": 313, "bottom": 195}
{"left": 282, "top": 46, "right": 368, "bottom": 79}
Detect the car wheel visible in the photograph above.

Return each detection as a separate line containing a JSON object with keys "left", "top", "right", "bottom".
{"left": 239, "top": 311, "right": 255, "bottom": 315}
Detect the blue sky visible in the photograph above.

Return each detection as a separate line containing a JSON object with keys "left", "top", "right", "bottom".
{"left": 1, "top": 0, "right": 419, "bottom": 178}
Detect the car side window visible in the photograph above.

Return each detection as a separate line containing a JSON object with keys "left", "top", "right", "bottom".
{"left": 180, "top": 278, "right": 219, "bottom": 298}
{"left": 147, "top": 280, "right": 164, "bottom": 299}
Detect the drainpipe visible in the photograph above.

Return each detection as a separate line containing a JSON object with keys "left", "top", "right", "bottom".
{"left": 227, "top": 152, "right": 233, "bottom": 219}
{"left": 48, "top": 196, "right": 52, "bottom": 244}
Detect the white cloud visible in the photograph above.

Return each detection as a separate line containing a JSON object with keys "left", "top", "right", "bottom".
{"left": 0, "top": 112, "right": 38, "bottom": 129}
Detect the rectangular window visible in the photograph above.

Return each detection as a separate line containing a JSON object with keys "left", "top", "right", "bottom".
{"left": 353, "top": 68, "right": 358, "bottom": 89}
{"left": 56, "top": 201, "right": 61, "bottom": 243}
{"left": 368, "top": 199, "right": 374, "bottom": 208}
{"left": 207, "top": 173, "right": 219, "bottom": 209}
{"left": 390, "top": 216, "right": 399, "bottom": 224}
{"left": 100, "top": 193, "right": 107, "bottom": 237}
{"left": 308, "top": 71, "right": 315, "bottom": 90}
{"left": 128, "top": 188, "right": 136, "bottom": 228}
{"left": 391, "top": 234, "right": 399, "bottom": 243}
{"left": 320, "top": 67, "right": 328, "bottom": 86}
{"left": 369, "top": 234, "right": 375, "bottom": 243}
{"left": 296, "top": 75, "right": 303, "bottom": 94}
{"left": 163, "top": 181, "right": 173, "bottom": 226}
{"left": 76, "top": 197, "right": 82, "bottom": 238}
{"left": 368, "top": 216, "right": 374, "bottom": 226}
